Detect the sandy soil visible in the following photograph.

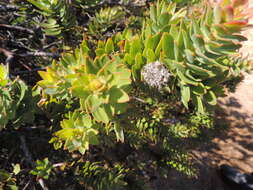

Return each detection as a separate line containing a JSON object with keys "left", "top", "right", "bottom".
{"left": 150, "top": 71, "right": 253, "bottom": 190}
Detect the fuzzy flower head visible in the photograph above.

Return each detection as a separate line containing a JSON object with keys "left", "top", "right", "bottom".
{"left": 141, "top": 61, "right": 171, "bottom": 89}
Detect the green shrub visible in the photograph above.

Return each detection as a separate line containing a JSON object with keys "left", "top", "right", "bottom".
{"left": 37, "top": 0, "right": 251, "bottom": 159}
{"left": 0, "top": 64, "right": 38, "bottom": 130}
{"left": 78, "top": 161, "right": 128, "bottom": 190}
{"left": 26, "top": 0, "right": 76, "bottom": 36}
{"left": 2, "top": 0, "right": 249, "bottom": 188}
{"left": 30, "top": 158, "right": 53, "bottom": 180}
{"left": 120, "top": 0, "right": 250, "bottom": 113}
{"left": 88, "top": 6, "right": 126, "bottom": 38}
{"left": 38, "top": 39, "right": 132, "bottom": 153}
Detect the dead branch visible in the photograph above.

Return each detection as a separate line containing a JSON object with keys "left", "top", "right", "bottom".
{"left": 19, "top": 135, "right": 35, "bottom": 168}
{"left": 53, "top": 163, "right": 65, "bottom": 168}
{"left": 0, "top": 24, "right": 34, "bottom": 35}
{"left": 42, "top": 41, "right": 61, "bottom": 50}
{"left": 12, "top": 68, "right": 46, "bottom": 75}
{"left": 0, "top": 47, "right": 59, "bottom": 65}
{"left": 19, "top": 135, "right": 49, "bottom": 190}
{"left": 0, "top": 47, "right": 14, "bottom": 64}
{"left": 38, "top": 179, "right": 49, "bottom": 190}
{"left": 22, "top": 179, "right": 31, "bottom": 190}
{"left": 18, "top": 51, "right": 59, "bottom": 58}
{"left": 5, "top": 39, "right": 35, "bottom": 52}
{"left": 0, "top": 5, "right": 20, "bottom": 12}
{"left": 130, "top": 96, "right": 148, "bottom": 104}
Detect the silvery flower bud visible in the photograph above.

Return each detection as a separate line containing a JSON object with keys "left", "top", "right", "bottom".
{"left": 141, "top": 61, "right": 171, "bottom": 89}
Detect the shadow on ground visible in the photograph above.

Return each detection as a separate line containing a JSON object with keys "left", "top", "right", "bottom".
{"left": 152, "top": 73, "right": 253, "bottom": 190}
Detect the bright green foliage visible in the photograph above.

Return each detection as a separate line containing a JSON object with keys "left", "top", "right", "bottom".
{"left": 169, "top": 123, "right": 199, "bottom": 138}
{"left": 167, "top": 113, "right": 213, "bottom": 139}
{"left": 36, "top": 0, "right": 250, "bottom": 165}
{"left": 119, "top": 0, "right": 251, "bottom": 113}
{"left": 38, "top": 39, "right": 132, "bottom": 153}
{"left": 2, "top": 0, "right": 252, "bottom": 189}
{"left": 189, "top": 112, "right": 213, "bottom": 129}
{"left": 95, "top": 29, "right": 134, "bottom": 56}
{"left": 0, "top": 64, "right": 9, "bottom": 87}
{"left": 30, "top": 158, "right": 53, "bottom": 180}
{"left": 51, "top": 111, "right": 100, "bottom": 154}
{"left": 26, "top": 0, "right": 75, "bottom": 36}
{"left": 88, "top": 6, "right": 126, "bottom": 38}
{"left": 165, "top": 155, "right": 196, "bottom": 176}
{"left": 79, "top": 161, "right": 128, "bottom": 190}
{"left": 0, "top": 65, "right": 38, "bottom": 130}
{"left": 38, "top": 40, "right": 131, "bottom": 124}
{"left": 29, "top": 0, "right": 252, "bottom": 187}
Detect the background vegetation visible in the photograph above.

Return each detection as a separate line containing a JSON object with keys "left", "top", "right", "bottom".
{"left": 0, "top": 0, "right": 252, "bottom": 189}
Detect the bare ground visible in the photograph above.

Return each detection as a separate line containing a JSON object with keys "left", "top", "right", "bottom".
{"left": 152, "top": 72, "right": 253, "bottom": 190}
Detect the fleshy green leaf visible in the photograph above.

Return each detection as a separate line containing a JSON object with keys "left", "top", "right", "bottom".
{"left": 181, "top": 85, "right": 190, "bottom": 109}
{"left": 162, "top": 32, "right": 174, "bottom": 59}
{"left": 105, "top": 38, "right": 115, "bottom": 54}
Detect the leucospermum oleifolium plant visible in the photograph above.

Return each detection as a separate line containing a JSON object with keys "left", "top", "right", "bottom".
{"left": 37, "top": 0, "right": 252, "bottom": 154}
{"left": 121, "top": 0, "right": 253, "bottom": 113}
{"left": 38, "top": 39, "right": 132, "bottom": 153}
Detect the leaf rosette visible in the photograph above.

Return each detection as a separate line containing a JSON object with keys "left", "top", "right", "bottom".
{"left": 38, "top": 40, "right": 132, "bottom": 124}
{"left": 50, "top": 111, "right": 100, "bottom": 154}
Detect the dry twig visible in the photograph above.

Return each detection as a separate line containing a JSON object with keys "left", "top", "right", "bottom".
{"left": 0, "top": 47, "right": 59, "bottom": 65}
{"left": 18, "top": 51, "right": 59, "bottom": 58}
{"left": 0, "top": 24, "right": 35, "bottom": 35}
{"left": 19, "top": 135, "right": 49, "bottom": 190}
{"left": 0, "top": 4, "right": 19, "bottom": 12}
{"left": 0, "top": 47, "right": 14, "bottom": 64}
